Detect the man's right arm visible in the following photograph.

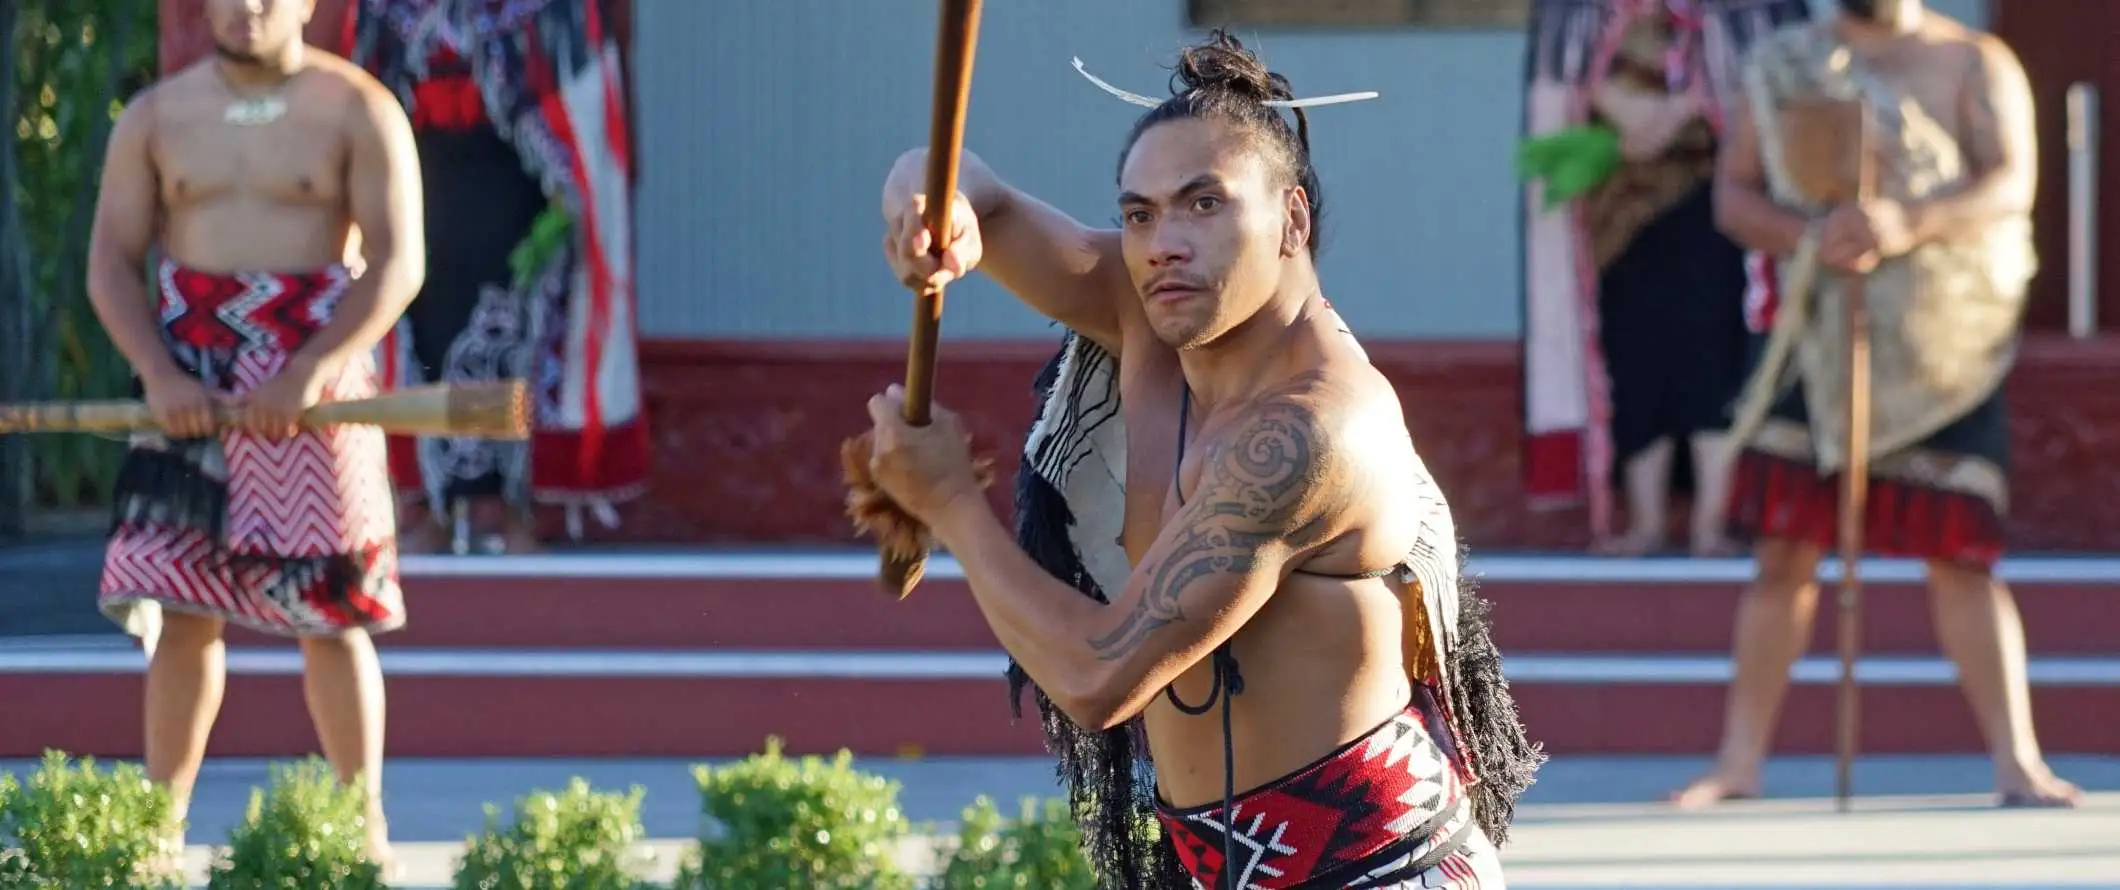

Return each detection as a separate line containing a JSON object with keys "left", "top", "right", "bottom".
{"left": 84, "top": 91, "right": 180, "bottom": 382}
{"left": 886, "top": 149, "right": 1129, "bottom": 350}
{"left": 1712, "top": 90, "right": 1810, "bottom": 257}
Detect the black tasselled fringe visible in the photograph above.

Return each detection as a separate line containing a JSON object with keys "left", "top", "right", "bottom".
{"left": 1006, "top": 462, "right": 1094, "bottom": 712}
{"left": 1006, "top": 343, "right": 1189, "bottom": 890}
{"left": 108, "top": 439, "right": 228, "bottom": 540}
{"left": 108, "top": 435, "right": 369, "bottom": 613}
{"left": 1443, "top": 546, "right": 1547, "bottom": 846}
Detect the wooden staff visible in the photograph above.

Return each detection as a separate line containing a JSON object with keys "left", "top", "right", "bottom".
{"left": 0, "top": 380, "right": 531, "bottom": 439}
{"left": 1834, "top": 106, "right": 1876, "bottom": 814}
{"left": 883, "top": 0, "right": 986, "bottom": 594}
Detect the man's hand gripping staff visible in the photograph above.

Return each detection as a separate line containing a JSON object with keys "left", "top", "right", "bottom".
{"left": 841, "top": 0, "right": 994, "bottom": 598}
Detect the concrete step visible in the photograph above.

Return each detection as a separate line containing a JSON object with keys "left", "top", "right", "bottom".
{"left": 202, "top": 552, "right": 2120, "bottom": 653}
{"left": 6, "top": 643, "right": 2116, "bottom": 758}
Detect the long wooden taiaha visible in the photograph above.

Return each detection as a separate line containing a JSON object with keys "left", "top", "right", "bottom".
{"left": 881, "top": 0, "right": 986, "bottom": 595}
{"left": 1835, "top": 107, "right": 1877, "bottom": 814}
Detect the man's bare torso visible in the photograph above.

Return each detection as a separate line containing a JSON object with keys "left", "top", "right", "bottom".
{"left": 1107, "top": 295, "right": 1429, "bottom": 808}
{"left": 1830, "top": 14, "right": 1990, "bottom": 174}
{"left": 148, "top": 55, "right": 374, "bottom": 273}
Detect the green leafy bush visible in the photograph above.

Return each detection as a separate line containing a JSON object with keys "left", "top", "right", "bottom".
{"left": 452, "top": 778, "right": 653, "bottom": 890}
{"left": 672, "top": 737, "right": 915, "bottom": 890}
{"left": 0, "top": 750, "right": 181, "bottom": 889}
{"left": 934, "top": 796, "right": 1096, "bottom": 890}
{"left": 205, "top": 757, "right": 384, "bottom": 890}
{"left": 0, "top": 771, "right": 28, "bottom": 887}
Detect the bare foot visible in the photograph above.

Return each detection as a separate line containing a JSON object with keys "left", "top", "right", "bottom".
{"left": 366, "top": 819, "right": 400, "bottom": 880}
{"left": 1689, "top": 514, "right": 1742, "bottom": 557}
{"left": 1998, "top": 767, "right": 2085, "bottom": 808}
{"left": 1593, "top": 526, "right": 1667, "bottom": 557}
{"left": 1668, "top": 770, "right": 1762, "bottom": 809}
{"left": 501, "top": 522, "right": 544, "bottom": 554}
{"left": 145, "top": 828, "right": 186, "bottom": 884}
{"left": 1689, "top": 532, "right": 1743, "bottom": 558}
{"left": 397, "top": 516, "right": 448, "bottom": 554}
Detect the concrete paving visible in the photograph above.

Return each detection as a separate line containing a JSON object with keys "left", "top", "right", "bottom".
{"left": 0, "top": 535, "right": 106, "bottom": 637}
{"left": 8, "top": 540, "right": 2116, "bottom": 885}
{"left": 4, "top": 754, "right": 2114, "bottom": 888}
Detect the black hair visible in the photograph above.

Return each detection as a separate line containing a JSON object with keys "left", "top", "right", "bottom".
{"left": 1117, "top": 30, "right": 1328, "bottom": 258}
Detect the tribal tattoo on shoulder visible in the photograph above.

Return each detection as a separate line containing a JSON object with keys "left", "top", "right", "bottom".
{"left": 1087, "top": 387, "right": 1341, "bottom": 662}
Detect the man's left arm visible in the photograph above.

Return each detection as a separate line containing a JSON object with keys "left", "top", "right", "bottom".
{"left": 931, "top": 396, "right": 1348, "bottom": 731}
{"left": 1904, "top": 36, "right": 2037, "bottom": 244}
{"left": 290, "top": 78, "right": 427, "bottom": 373}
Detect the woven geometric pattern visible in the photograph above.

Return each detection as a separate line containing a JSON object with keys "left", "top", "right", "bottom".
{"left": 1158, "top": 710, "right": 1473, "bottom": 889}
{"left": 100, "top": 260, "right": 403, "bottom": 639}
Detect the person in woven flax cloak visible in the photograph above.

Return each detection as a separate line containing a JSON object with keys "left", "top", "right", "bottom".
{"left": 863, "top": 31, "right": 1544, "bottom": 890}
{"left": 1671, "top": 0, "right": 2082, "bottom": 809}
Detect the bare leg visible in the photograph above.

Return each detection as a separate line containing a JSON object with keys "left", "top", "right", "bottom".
{"left": 1594, "top": 438, "right": 1673, "bottom": 556}
{"left": 299, "top": 630, "right": 394, "bottom": 866}
{"left": 144, "top": 611, "right": 228, "bottom": 851}
{"left": 468, "top": 496, "right": 543, "bottom": 554}
{"left": 1924, "top": 562, "right": 2083, "bottom": 807}
{"left": 1687, "top": 431, "right": 1741, "bottom": 556}
{"left": 1671, "top": 538, "right": 1823, "bottom": 806}
{"left": 396, "top": 499, "right": 447, "bottom": 554}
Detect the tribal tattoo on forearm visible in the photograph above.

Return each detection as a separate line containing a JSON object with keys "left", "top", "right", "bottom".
{"left": 1086, "top": 394, "right": 1334, "bottom": 662}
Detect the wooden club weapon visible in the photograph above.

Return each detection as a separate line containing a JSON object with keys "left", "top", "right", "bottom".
{"left": 0, "top": 379, "right": 532, "bottom": 439}
{"left": 841, "top": 0, "right": 988, "bottom": 599}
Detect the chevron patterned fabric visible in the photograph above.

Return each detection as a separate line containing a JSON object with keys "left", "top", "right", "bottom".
{"left": 98, "top": 259, "right": 404, "bottom": 640}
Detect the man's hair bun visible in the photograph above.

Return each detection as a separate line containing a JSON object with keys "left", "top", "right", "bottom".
{"left": 1171, "top": 30, "right": 1295, "bottom": 105}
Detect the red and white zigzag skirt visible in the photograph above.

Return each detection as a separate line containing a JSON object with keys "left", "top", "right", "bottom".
{"left": 99, "top": 259, "right": 404, "bottom": 639}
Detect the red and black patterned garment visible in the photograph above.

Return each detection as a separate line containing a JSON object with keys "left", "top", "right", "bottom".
{"left": 1156, "top": 703, "right": 1503, "bottom": 889}
{"left": 100, "top": 259, "right": 403, "bottom": 640}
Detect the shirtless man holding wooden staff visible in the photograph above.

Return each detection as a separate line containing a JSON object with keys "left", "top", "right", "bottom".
{"left": 83, "top": 0, "right": 424, "bottom": 868}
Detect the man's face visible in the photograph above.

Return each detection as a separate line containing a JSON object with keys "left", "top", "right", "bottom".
{"left": 1838, "top": 0, "right": 1920, "bottom": 27}
{"left": 207, "top": 0, "right": 312, "bottom": 64}
{"left": 1117, "top": 118, "right": 1307, "bottom": 350}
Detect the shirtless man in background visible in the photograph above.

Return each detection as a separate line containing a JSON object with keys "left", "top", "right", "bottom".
{"left": 84, "top": 0, "right": 424, "bottom": 869}
{"left": 1674, "top": 0, "right": 2081, "bottom": 808}
{"left": 862, "top": 32, "right": 1537, "bottom": 889}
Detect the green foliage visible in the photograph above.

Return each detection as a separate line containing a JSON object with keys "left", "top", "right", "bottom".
{"left": 933, "top": 796, "right": 1095, "bottom": 890}
{"left": 0, "top": 750, "right": 182, "bottom": 889}
{"left": 4, "top": 0, "right": 161, "bottom": 515}
{"left": 672, "top": 737, "right": 915, "bottom": 890}
{"left": 205, "top": 757, "right": 385, "bottom": 890}
{"left": 452, "top": 778, "right": 654, "bottom": 890}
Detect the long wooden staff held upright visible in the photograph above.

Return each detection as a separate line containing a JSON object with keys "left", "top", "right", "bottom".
{"left": 1834, "top": 106, "right": 1876, "bottom": 814}
{"left": 843, "top": 0, "right": 987, "bottom": 598}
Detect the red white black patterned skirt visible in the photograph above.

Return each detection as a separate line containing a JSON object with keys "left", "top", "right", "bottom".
{"left": 1726, "top": 376, "right": 2011, "bottom": 572}
{"left": 1155, "top": 705, "right": 1504, "bottom": 889}
{"left": 99, "top": 259, "right": 403, "bottom": 640}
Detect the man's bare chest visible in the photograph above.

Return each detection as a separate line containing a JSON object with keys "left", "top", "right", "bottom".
{"left": 153, "top": 101, "right": 349, "bottom": 207}
{"left": 1853, "top": 48, "right": 1969, "bottom": 135}
{"left": 1114, "top": 347, "right": 1187, "bottom": 563}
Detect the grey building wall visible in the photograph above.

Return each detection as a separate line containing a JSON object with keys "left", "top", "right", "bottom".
{"left": 630, "top": 0, "right": 1985, "bottom": 341}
